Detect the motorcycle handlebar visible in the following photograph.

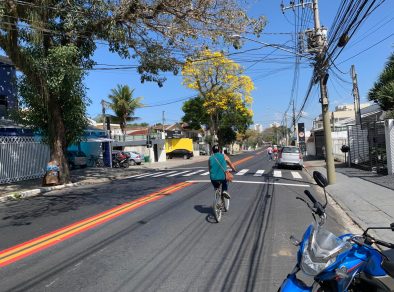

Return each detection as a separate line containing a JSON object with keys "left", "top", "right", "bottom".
{"left": 304, "top": 190, "right": 325, "bottom": 217}
{"left": 374, "top": 238, "right": 394, "bottom": 249}
{"left": 304, "top": 190, "right": 317, "bottom": 204}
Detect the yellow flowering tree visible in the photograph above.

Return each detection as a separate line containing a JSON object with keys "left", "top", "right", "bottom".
{"left": 182, "top": 50, "right": 254, "bottom": 145}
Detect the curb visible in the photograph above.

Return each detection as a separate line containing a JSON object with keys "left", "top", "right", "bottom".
{"left": 303, "top": 165, "right": 367, "bottom": 235}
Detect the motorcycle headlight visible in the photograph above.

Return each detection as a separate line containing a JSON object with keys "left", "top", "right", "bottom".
{"left": 300, "top": 241, "right": 336, "bottom": 276}
{"left": 300, "top": 226, "right": 350, "bottom": 276}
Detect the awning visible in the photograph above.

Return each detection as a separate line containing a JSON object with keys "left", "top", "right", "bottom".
{"left": 84, "top": 137, "right": 114, "bottom": 143}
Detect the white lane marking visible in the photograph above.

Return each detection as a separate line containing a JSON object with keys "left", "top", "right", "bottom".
{"left": 235, "top": 169, "right": 249, "bottom": 176}
{"left": 186, "top": 180, "right": 310, "bottom": 188}
{"left": 45, "top": 278, "right": 59, "bottom": 288}
{"left": 200, "top": 171, "right": 210, "bottom": 176}
{"left": 291, "top": 171, "right": 302, "bottom": 179}
{"left": 151, "top": 171, "right": 177, "bottom": 177}
{"left": 254, "top": 170, "right": 265, "bottom": 176}
{"left": 135, "top": 172, "right": 162, "bottom": 179}
{"left": 167, "top": 170, "right": 191, "bottom": 177}
{"left": 123, "top": 173, "right": 150, "bottom": 179}
{"left": 183, "top": 170, "right": 206, "bottom": 176}
{"left": 273, "top": 170, "right": 282, "bottom": 177}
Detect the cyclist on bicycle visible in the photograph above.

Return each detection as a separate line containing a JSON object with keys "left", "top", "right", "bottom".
{"left": 208, "top": 145, "right": 236, "bottom": 199}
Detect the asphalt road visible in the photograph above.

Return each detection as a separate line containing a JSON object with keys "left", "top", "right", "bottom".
{"left": 0, "top": 151, "right": 349, "bottom": 292}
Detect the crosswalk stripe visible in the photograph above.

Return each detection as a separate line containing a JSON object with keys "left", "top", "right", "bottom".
{"left": 167, "top": 170, "right": 190, "bottom": 177}
{"left": 200, "top": 171, "right": 210, "bottom": 176}
{"left": 151, "top": 171, "right": 177, "bottom": 177}
{"left": 273, "top": 170, "right": 282, "bottom": 178}
{"left": 128, "top": 172, "right": 154, "bottom": 179}
{"left": 123, "top": 173, "right": 148, "bottom": 179}
{"left": 135, "top": 172, "right": 162, "bottom": 179}
{"left": 183, "top": 170, "right": 206, "bottom": 177}
{"left": 291, "top": 171, "right": 302, "bottom": 179}
{"left": 235, "top": 169, "right": 249, "bottom": 176}
{"left": 254, "top": 170, "right": 265, "bottom": 176}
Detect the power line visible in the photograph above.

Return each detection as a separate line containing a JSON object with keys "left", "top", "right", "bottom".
{"left": 141, "top": 96, "right": 197, "bottom": 108}
{"left": 337, "top": 32, "right": 394, "bottom": 65}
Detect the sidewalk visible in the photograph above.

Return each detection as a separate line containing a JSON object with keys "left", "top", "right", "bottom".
{"left": 304, "top": 159, "right": 394, "bottom": 243}
{"left": 0, "top": 155, "right": 209, "bottom": 202}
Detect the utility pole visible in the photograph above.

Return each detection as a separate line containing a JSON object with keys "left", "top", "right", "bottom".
{"left": 162, "top": 111, "right": 165, "bottom": 132}
{"left": 312, "top": 0, "right": 335, "bottom": 184}
{"left": 351, "top": 65, "right": 361, "bottom": 126}
{"left": 292, "top": 100, "right": 296, "bottom": 146}
{"left": 282, "top": 0, "right": 335, "bottom": 183}
{"left": 101, "top": 100, "right": 106, "bottom": 130}
{"left": 285, "top": 113, "right": 288, "bottom": 145}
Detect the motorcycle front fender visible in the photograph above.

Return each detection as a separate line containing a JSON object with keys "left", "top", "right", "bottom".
{"left": 279, "top": 274, "right": 312, "bottom": 292}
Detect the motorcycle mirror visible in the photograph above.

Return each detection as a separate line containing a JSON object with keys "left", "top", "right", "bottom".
{"left": 391, "top": 223, "right": 394, "bottom": 231}
{"left": 313, "top": 171, "right": 328, "bottom": 188}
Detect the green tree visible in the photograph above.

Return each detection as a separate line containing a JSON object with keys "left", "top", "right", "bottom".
{"left": 262, "top": 125, "right": 289, "bottom": 145}
{"left": 244, "top": 129, "right": 263, "bottom": 149}
{"left": 1, "top": 1, "right": 264, "bottom": 182}
{"left": 181, "top": 96, "right": 209, "bottom": 130}
{"left": 217, "top": 126, "right": 237, "bottom": 147}
{"left": 108, "top": 85, "right": 142, "bottom": 134}
{"left": 368, "top": 52, "right": 394, "bottom": 117}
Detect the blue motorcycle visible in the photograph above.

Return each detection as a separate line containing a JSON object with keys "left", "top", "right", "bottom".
{"left": 279, "top": 171, "right": 394, "bottom": 292}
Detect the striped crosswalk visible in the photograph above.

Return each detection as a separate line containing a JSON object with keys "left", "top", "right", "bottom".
{"left": 182, "top": 170, "right": 206, "bottom": 177}
{"left": 254, "top": 170, "right": 265, "bottom": 176}
{"left": 273, "top": 170, "right": 282, "bottom": 178}
{"left": 235, "top": 169, "right": 249, "bottom": 176}
{"left": 126, "top": 169, "right": 305, "bottom": 180}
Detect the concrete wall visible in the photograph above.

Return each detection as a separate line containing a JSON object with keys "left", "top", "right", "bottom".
{"left": 332, "top": 131, "right": 348, "bottom": 162}
{"left": 385, "top": 119, "right": 394, "bottom": 175}
{"left": 306, "top": 141, "right": 316, "bottom": 156}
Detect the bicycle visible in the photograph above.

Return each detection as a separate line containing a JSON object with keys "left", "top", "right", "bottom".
{"left": 212, "top": 182, "right": 230, "bottom": 223}
{"left": 87, "top": 155, "right": 104, "bottom": 167}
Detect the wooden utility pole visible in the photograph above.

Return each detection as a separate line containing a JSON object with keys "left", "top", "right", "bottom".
{"left": 162, "top": 111, "right": 165, "bottom": 132}
{"left": 281, "top": 0, "right": 335, "bottom": 183}
{"left": 351, "top": 65, "right": 361, "bottom": 125}
{"left": 312, "top": 0, "right": 336, "bottom": 184}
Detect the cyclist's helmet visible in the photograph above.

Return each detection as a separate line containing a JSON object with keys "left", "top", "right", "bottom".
{"left": 212, "top": 145, "right": 220, "bottom": 153}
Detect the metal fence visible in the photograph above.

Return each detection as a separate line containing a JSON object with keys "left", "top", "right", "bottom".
{"left": 347, "top": 121, "right": 386, "bottom": 173}
{"left": 0, "top": 136, "right": 50, "bottom": 184}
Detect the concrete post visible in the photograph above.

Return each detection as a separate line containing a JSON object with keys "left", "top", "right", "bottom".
{"left": 385, "top": 119, "right": 394, "bottom": 175}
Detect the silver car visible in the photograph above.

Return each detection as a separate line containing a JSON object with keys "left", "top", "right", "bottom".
{"left": 123, "top": 151, "right": 143, "bottom": 165}
{"left": 277, "top": 146, "right": 303, "bottom": 170}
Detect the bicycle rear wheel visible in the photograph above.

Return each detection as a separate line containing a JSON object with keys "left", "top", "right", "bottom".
{"left": 213, "top": 188, "right": 222, "bottom": 223}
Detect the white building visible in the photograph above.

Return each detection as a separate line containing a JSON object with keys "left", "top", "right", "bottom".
{"left": 253, "top": 123, "right": 263, "bottom": 132}
{"left": 269, "top": 122, "right": 280, "bottom": 128}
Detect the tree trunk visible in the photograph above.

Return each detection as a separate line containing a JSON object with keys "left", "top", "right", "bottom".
{"left": 47, "top": 93, "right": 70, "bottom": 184}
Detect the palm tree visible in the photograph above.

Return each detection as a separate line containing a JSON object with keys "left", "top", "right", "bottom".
{"left": 368, "top": 52, "right": 394, "bottom": 114}
{"left": 108, "top": 85, "right": 143, "bottom": 134}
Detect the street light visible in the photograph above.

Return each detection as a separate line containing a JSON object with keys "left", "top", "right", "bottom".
{"left": 231, "top": 34, "right": 313, "bottom": 60}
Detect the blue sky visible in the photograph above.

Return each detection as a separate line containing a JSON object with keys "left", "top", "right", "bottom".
{"left": 86, "top": 1, "right": 394, "bottom": 130}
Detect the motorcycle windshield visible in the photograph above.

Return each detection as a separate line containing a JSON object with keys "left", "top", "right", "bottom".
{"left": 311, "top": 227, "right": 344, "bottom": 259}
{"left": 301, "top": 225, "right": 350, "bottom": 276}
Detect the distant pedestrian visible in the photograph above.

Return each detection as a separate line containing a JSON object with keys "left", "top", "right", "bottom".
{"left": 273, "top": 145, "right": 278, "bottom": 160}
{"left": 267, "top": 146, "right": 273, "bottom": 160}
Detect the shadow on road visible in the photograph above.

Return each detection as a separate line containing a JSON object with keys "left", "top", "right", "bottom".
{"left": 194, "top": 205, "right": 219, "bottom": 223}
